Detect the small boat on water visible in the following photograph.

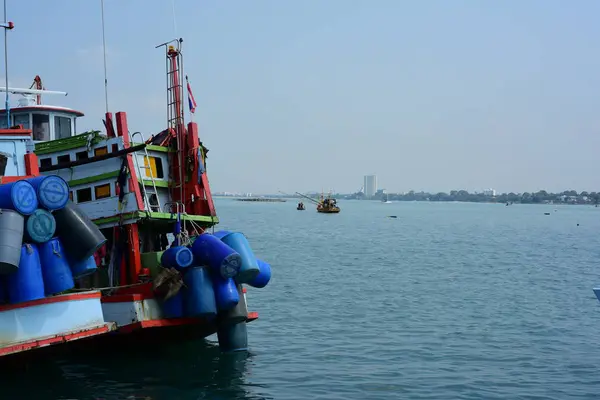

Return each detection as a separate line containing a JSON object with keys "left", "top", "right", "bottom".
{"left": 295, "top": 191, "right": 341, "bottom": 214}
{"left": 297, "top": 202, "right": 305, "bottom": 210}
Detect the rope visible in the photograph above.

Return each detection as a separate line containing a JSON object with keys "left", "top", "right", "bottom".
{"left": 69, "top": 282, "right": 146, "bottom": 292}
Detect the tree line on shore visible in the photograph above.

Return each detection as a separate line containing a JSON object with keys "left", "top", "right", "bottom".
{"left": 348, "top": 190, "right": 599, "bottom": 204}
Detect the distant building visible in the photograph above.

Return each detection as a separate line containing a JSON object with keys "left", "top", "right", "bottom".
{"left": 364, "top": 175, "right": 377, "bottom": 198}
{"left": 482, "top": 188, "right": 496, "bottom": 196}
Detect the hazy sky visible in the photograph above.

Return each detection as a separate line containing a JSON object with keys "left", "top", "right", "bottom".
{"left": 3, "top": 1, "right": 600, "bottom": 194}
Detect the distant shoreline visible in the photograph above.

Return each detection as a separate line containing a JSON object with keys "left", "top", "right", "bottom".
{"left": 215, "top": 190, "right": 597, "bottom": 206}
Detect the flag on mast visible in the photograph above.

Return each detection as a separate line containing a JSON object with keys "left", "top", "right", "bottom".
{"left": 186, "top": 75, "right": 197, "bottom": 114}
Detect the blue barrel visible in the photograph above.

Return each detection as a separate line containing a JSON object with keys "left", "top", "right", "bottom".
{"left": 26, "top": 175, "right": 70, "bottom": 211}
{"left": 70, "top": 255, "right": 97, "bottom": 279}
{"left": 7, "top": 244, "right": 45, "bottom": 303}
{"left": 24, "top": 209, "right": 56, "bottom": 243}
{"left": 213, "top": 276, "right": 239, "bottom": 311}
{"left": 162, "top": 291, "right": 184, "bottom": 318}
{"left": 248, "top": 259, "right": 272, "bottom": 289}
{"left": 218, "top": 283, "right": 248, "bottom": 325}
{"left": 0, "top": 276, "right": 7, "bottom": 304}
{"left": 161, "top": 246, "right": 193, "bottom": 270}
{"left": 190, "top": 234, "right": 241, "bottom": 279}
{"left": 213, "top": 230, "right": 232, "bottom": 240}
{"left": 217, "top": 321, "right": 249, "bottom": 352}
{"left": 39, "top": 237, "right": 75, "bottom": 295}
{"left": 220, "top": 232, "right": 260, "bottom": 284}
{"left": 183, "top": 267, "right": 217, "bottom": 318}
{"left": 0, "top": 180, "right": 38, "bottom": 215}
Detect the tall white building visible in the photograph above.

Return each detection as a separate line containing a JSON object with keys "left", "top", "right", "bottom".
{"left": 364, "top": 175, "right": 377, "bottom": 198}
{"left": 482, "top": 188, "right": 496, "bottom": 196}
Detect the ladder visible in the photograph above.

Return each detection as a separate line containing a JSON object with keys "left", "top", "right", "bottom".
{"left": 130, "top": 131, "right": 162, "bottom": 213}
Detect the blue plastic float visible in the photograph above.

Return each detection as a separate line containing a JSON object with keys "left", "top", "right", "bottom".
{"left": 161, "top": 246, "right": 194, "bottom": 270}
{"left": 162, "top": 291, "right": 184, "bottom": 319}
{"left": 24, "top": 208, "right": 56, "bottom": 243}
{"left": 0, "top": 180, "right": 38, "bottom": 215}
{"left": 219, "top": 232, "right": 260, "bottom": 284}
{"left": 213, "top": 276, "right": 239, "bottom": 311}
{"left": 26, "top": 175, "right": 70, "bottom": 211}
{"left": 217, "top": 321, "right": 249, "bottom": 352}
{"left": 7, "top": 244, "right": 45, "bottom": 303}
{"left": 183, "top": 266, "right": 217, "bottom": 318}
{"left": 70, "top": 255, "right": 98, "bottom": 280}
{"left": 248, "top": 259, "right": 272, "bottom": 289}
{"left": 190, "top": 233, "right": 241, "bottom": 279}
{"left": 39, "top": 237, "right": 75, "bottom": 295}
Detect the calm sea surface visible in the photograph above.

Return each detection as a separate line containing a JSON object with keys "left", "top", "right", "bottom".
{"left": 4, "top": 199, "right": 600, "bottom": 399}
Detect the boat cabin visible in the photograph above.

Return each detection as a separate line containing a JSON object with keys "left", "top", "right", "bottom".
{"left": 0, "top": 96, "right": 84, "bottom": 142}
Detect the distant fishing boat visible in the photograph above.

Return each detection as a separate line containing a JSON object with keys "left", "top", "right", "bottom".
{"left": 297, "top": 202, "right": 305, "bottom": 210}
{"left": 295, "top": 191, "right": 340, "bottom": 214}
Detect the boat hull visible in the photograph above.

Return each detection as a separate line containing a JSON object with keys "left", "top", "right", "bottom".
{"left": 317, "top": 208, "right": 340, "bottom": 213}
{"left": 0, "top": 291, "right": 116, "bottom": 358}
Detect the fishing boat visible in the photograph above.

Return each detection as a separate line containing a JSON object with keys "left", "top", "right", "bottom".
{"left": 295, "top": 191, "right": 341, "bottom": 213}
{"left": 0, "top": 14, "right": 271, "bottom": 358}
{"left": 317, "top": 194, "right": 341, "bottom": 214}
{"left": 297, "top": 202, "right": 305, "bottom": 210}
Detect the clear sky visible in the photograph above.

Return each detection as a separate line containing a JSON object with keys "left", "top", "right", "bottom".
{"left": 3, "top": 0, "right": 600, "bottom": 194}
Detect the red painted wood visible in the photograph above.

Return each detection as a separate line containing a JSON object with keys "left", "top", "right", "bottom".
{"left": 24, "top": 153, "right": 39, "bottom": 176}
{"left": 186, "top": 122, "right": 216, "bottom": 217}
{"left": 115, "top": 112, "right": 144, "bottom": 211}
{"left": 1, "top": 175, "right": 35, "bottom": 183}
{"left": 105, "top": 112, "right": 116, "bottom": 138}
{"left": 0, "top": 128, "right": 31, "bottom": 136}
{"left": 0, "top": 324, "right": 112, "bottom": 356}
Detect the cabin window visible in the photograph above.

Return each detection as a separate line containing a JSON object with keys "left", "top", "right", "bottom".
{"left": 69, "top": 191, "right": 73, "bottom": 201}
{"left": 54, "top": 116, "right": 72, "bottom": 139}
{"left": 57, "top": 154, "right": 70, "bottom": 164}
{"left": 111, "top": 143, "right": 119, "bottom": 152}
{"left": 76, "top": 187, "right": 92, "bottom": 203}
{"left": 13, "top": 114, "right": 30, "bottom": 129}
{"left": 39, "top": 158, "right": 52, "bottom": 168}
{"left": 32, "top": 114, "right": 50, "bottom": 141}
{"left": 144, "top": 156, "right": 164, "bottom": 179}
{"left": 0, "top": 118, "right": 7, "bottom": 129}
{"left": 75, "top": 151, "right": 89, "bottom": 161}
{"left": 94, "top": 146, "right": 108, "bottom": 157}
{"left": 95, "top": 183, "right": 111, "bottom": 199}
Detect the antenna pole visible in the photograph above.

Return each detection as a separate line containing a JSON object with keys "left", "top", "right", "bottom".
{"left": 171, "top": 0, "right": 177, "bottom": 37}
{"left": 100, "top": 0, "right": 109, "bottom": 113}
{"left": 1, "top": 0, "right": 12, "bottom": 128}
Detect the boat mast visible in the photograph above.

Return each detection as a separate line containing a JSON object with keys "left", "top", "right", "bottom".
{"left": 156, "top": 38, "right": 186, "bottom": 210}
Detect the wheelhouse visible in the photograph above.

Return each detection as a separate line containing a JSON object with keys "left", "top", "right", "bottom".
{"left": 0, "top": 96, "right": 84, "bottom": 142}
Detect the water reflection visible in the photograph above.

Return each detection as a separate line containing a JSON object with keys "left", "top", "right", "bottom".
{"left": 0, "top": 339, "right": 269, "bottom": 400}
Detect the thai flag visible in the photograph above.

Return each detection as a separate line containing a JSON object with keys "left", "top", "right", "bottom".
{"left": 186, "top": 75, "right": 197, "bottom": 114}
